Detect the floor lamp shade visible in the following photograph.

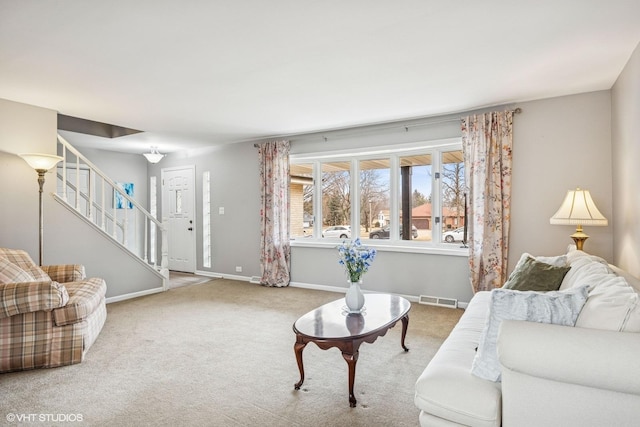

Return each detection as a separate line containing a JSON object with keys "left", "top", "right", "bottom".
{"left": 19, "top": 153, "right": 64, "bottom": 265}
{"left": 550, "top": 188, "right": 608, "bottom": 250}
{"left": 19, "top": 153, "right": 64, "bottom": 172}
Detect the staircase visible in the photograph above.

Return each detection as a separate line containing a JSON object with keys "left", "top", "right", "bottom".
{"left": 55, "top": 134, "right": 168, "bottom": 281}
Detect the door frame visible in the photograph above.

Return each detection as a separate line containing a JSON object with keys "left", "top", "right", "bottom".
{"left": 161, "top": 165, "right": 196, "bottom": 275}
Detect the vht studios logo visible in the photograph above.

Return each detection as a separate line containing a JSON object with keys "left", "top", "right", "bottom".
{"left": 6, "top": 413, "right": 84, "bottom": 423}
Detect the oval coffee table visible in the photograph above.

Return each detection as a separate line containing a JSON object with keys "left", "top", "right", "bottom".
{"left": 292, "top": 293, "right": 410, "bottom": 407}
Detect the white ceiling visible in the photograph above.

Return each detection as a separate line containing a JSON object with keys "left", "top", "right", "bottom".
{"left": 1, "top": 1, "right": 639, "bottom": 154}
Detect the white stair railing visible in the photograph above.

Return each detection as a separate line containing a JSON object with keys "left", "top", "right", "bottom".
{"left": 56, "top": 134, "right": 168, "bottom": 277}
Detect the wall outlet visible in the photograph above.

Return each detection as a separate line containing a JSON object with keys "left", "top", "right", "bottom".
{"left": 219, "top": 207, "right": 225, "bottom": 215}
{"left": 235, "top": 266, "right": 242, "bottom": 272}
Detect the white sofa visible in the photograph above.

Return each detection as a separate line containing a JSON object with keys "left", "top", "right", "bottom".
{"left": 414, "top": 249, "right": 640, "bottom": 427}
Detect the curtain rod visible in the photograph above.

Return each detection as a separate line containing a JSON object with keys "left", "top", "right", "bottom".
{"left": 254, "top": 107, "right": 522, "bottom": 147}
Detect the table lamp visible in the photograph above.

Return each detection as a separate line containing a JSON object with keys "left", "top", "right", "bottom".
{"left": 549, "top": 187, "right": 608, "bottom": 250}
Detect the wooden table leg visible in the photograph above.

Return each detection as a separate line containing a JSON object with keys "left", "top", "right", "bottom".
{"left": 342, "top": 350, "right": 359, "bottom": 407}
{"left": 294, "top": 337, "right": 307, "bottom": 390}
{"left": 400, "top": 314, "right": 409, "bottom": 352}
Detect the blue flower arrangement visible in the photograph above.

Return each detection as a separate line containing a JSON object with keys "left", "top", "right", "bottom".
{"left": 337, "top": 238, "right": 377, "bottom": 282}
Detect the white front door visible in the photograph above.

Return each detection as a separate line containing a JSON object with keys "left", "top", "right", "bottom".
{"left": 162, "top": 166, "right": 196, "bottom": 273}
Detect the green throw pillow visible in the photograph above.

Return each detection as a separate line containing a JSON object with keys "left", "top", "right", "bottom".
{"left": 503, "top": 255, "right": 571, "bottom": 292}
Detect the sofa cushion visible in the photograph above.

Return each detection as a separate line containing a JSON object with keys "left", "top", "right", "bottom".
{"left": 0, "top": 280, "right": 70, "bottom": 318}
{"left": 526, "top": 252, "right": 569, "bottom": 267}
{"left": 503, "top": 254, "right": 570, "bottom": 292}
{"left": 574, "top": 272, "right": 640, "bottom": 332}
{"left": 53, "top": 277, "right": 107, "bottom": 326}
{"left": 471, "top": 286, "right": 588, "bottom": 382}
{"left": 559, "top": 255, "right": 611, "bottom": 290}
{"left": 0, "top": 258, "right": 34, "bottom": 284}
{"left": 415, "top": 292, "right": 502, "bottom": 427}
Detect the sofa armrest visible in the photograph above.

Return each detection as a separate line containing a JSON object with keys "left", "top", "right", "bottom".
{"left": 498, "top": 320, "right": 640, "bottom": 395}
{"left": 0, "top": 281, "right": 70, "bottom": 318}
{"left": 41, "top": 264, "right": 86, "bottom": 283}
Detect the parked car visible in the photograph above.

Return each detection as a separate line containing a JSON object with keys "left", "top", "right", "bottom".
{"left": 369, "top": 225, "right": 418, "bottom": 239}
{"left": 443, "top": 227, "right": 465, "bottom": 243}
{"left": 322, "top": 225, "right": 351, "bottom": 239}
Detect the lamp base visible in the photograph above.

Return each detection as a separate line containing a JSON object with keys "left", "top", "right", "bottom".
{"left": 570, "top": 229, "right": 589, "bottom": 251}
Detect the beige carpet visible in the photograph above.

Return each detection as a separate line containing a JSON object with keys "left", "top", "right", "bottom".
{"left": 2, "top": 279, "right": 463, "bottom": 426}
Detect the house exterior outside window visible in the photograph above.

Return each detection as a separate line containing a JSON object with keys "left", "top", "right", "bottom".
{"left": 290, "top": 139, "right": 466, "bottom": 252}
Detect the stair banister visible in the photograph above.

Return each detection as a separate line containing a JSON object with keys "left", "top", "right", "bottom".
{"left": 56, "top": 134, "right": 168, "bottom": 276}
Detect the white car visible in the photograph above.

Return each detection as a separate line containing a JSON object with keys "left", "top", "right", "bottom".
{"left": 443, "top": 227, "right": 465, "bottom": 243}
{"left": 322, "top": 225, "right": 351, "bottom": 239}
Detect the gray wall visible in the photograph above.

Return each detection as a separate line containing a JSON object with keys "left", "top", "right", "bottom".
{"left": 2, "top": 79, "right": 630, "bottom": 303}
{"left": 612, "top": 41, "right": 640, "bottom": 277}
{"left": 0, "top": 98, "right": 57, "bottom": 259}
{"left": 147, "top": 91, "right": 615, "bottom": 304}
{"left": 284, "top": 92, "right": 613, "bottom": 303}
{"left": 509, "top": 91, "right": 613, "bottom": 265}
{"left": 0, "top": 99, "right": 163, "bottom": 298}
{"left": 46, "top": 200, "right": 163, "bottom": 298}
{"left": 147, "top": 142, "right": 262, "bottom": 277}
{"left": 65, "top": 141, "right": 151, "bottom": 257}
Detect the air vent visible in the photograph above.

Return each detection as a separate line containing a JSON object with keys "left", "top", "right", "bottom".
{"left": 418, "top": 295, "right": 458, "bottom": 309}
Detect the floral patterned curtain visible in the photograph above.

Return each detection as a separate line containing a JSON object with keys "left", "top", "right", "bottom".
{"left": 461, "top": 111, "right": 513, "bottom": 293}
{"left": 258, "top": 140, "right": 291, "bottom": 287}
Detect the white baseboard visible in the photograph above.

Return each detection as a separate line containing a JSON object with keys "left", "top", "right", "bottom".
{"left": 289, "top": 281, "right": 424, "bottom": 303}
{"left": 194, "top": 270, "right": 224, "bottom": 279}
{"left": 162, "top": 272, "right": 471, "bottom": 309}
{"left": 106, "top": 286, "right": 164, "bottom": 304}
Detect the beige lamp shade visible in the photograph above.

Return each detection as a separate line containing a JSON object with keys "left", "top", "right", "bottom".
{"left": 550, "top": 188, "right": 607, "bottom": 250}
{"left": 550, "top": 188, "right": 608, "bottom": 226}
{"left": 19, "top": 153, "right": 64, "bottom": 171}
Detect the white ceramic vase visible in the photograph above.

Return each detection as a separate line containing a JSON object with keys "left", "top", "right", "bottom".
{"left": 345, "top": 280, "right": 365, "bottom": 313}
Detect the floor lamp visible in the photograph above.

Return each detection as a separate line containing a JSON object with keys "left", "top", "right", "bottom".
{"left": 19, "top": 153, "right": 64, "bottom": 266}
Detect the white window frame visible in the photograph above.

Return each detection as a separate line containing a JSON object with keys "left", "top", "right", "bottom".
{"left": 290, "top": 138, "right": 468, "bottom": 256}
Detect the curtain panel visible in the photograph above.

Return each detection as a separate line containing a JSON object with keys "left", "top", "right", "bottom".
{"left": 461, "top": 111, "right": 514, "bottom": 293}
{"left": 258, "top": 140, "right": 291, "bottom": 287}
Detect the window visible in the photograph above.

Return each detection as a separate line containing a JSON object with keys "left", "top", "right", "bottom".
{"left": 150, "top": 176, "right": 157, "bottom": 262}
{"left": 399, "top": 154, "right": 432, "bottom": 241}
{"left": 202, "top": 171, "right": 211, "bottom": 268}
{"left": 290, "top": 163, "right": 313, "bottom": 238}
{"left": 290, "top": 139, "right": 465, "bottom": 251}
{"left": 359, "top": 158, "right": 390, "bottom": 241}
{"left": 321, "top": 161, "right": 351, "bottom": 238}
{"left": 440, "top": 150, "right": 466, "bottom": 244}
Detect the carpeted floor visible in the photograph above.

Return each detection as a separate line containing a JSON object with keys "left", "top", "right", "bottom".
{"left": 1, "top": 279, "right": 463, "bottom": 426}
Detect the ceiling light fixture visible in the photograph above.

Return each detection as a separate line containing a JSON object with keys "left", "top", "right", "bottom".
{"left": 143, "top": 146, "right": 164, "bottom": 164}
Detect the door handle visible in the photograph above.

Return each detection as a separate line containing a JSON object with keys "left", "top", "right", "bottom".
{"left": 188, "top": 227, "right": 193, "bottom": 231}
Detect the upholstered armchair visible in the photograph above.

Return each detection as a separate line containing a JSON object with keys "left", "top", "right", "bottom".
{"left": 0, "top": 248, "right": 106, "bottom": 373}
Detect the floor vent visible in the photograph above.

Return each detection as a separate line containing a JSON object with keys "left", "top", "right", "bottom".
{"left": 418, "top": 295, "right": 458, "bottom": 309}
{"left": 249, "top": 276, "right": 261, "bottom": 284}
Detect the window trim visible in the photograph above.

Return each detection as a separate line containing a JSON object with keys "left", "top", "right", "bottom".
{"left": 290, "top": 138, "right": 469, "bottom": 255}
